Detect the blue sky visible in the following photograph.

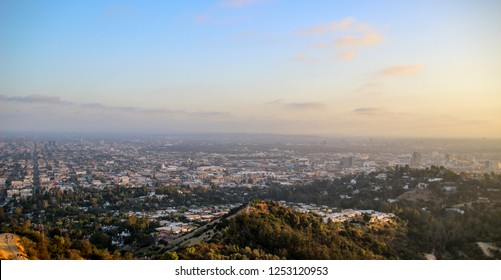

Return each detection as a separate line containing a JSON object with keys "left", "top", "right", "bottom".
{"left": 1, "top": 0, "right": 500, "bottom": 137}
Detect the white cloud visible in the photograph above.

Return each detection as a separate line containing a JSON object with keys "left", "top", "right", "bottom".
{"left": 382, "top": 64, "right": 425, "bottom": 75}
{"left": 335, "top": 33, "right": 383, "bottom": 46}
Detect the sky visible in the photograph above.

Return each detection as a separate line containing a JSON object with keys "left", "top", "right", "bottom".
{"left": 1, "top": 0, "right": 500, "bottom": 138}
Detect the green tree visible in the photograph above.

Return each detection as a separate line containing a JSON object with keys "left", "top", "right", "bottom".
{"left": 90, "top": 232, "right": 111, "bottom": 250}
{"left": 161, "top": 251, "right": 179, "bottom": 260}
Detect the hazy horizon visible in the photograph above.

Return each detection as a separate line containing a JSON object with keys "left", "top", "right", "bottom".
{"left": 1, "top": 1, "right": 500, "bottom": 138}
{"left": 3, "top": 130, "right": 501, "bottom": 143}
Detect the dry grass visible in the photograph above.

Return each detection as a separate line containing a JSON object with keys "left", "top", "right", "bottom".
{"left": 477, "top": 242, "right": 501, "bottom": 258}
{"left": 0, "top": 233, "right": 26, "bottom": 260}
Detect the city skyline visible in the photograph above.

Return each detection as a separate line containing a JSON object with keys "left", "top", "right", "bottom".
{"left": 1, "top": 0, "right": 500, "bottom": 138}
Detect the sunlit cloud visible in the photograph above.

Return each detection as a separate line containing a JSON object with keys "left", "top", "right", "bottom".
{"left": 381, "top": 64, "right": 425, "bottom": 75}
{"left": 335, "top": 33, "right": 383, "bottom": 46}
{"left": 296, "top": 17, "right": 382, "bottom": 62}
{"left": 297, "top": 17, "right": 358, "bottom": 36}
{"left": 339, "top": 50, "right": 358, "bottom": 61}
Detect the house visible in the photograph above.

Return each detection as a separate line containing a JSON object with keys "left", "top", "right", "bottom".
{"left": 446, "top": 208, "right": 464, "bottom": 215}
{"left": 443, "top": 186, "right": 457, "bottom": 192}
{"left": 428, "top": 178, "right": 443, "bottom": 182}
{"left": 375, "top": 173, "right": 387, "bottom": 180}
{"left": 417, "top": 183, "right": 428, "bottom": 190}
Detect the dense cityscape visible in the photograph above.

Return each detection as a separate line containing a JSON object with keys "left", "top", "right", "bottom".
{"left": 2, "top": 135, "right": 500, "bottom": 201}
{"left": 1, "top": 134, "right": 500, "bottom": 260}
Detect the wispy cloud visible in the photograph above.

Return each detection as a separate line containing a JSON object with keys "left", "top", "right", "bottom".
{"left": 335, "top": 33, "right": 382, "bottom": 46}
{"left": 354, "top": 81, "right": 384, "bottom": 97}
{"left": 297, "top": 17, "right": 358, "bottom": 36}
{"left": 381, "top": 64, "right": 425, "bottom": 75}
{"left": 5, "top": 94, "right": 72, "bottom": 105}
{"left": 220, "top": 0, "right": 264, "bottom": 8}
{"left": 81, "top": 102, "right": 136, "bottom": 112}
{"left": 2, "top": 94, "right": 229, "bottom": 120}
{"left": 264, "top": 99, "right": 285, "bottom": 105}
{"left": 295, "top": 17, "right": 382, "bottom": 62}
{"left": 361, "top": 82, "right": 384, "bottom": 89}
{"left": 339, "top": 50, "right": 358, "bottom": 61}
{"left": 193, "top": 111, "right": 230, "bottom": 117}
{"left": 285, "top": 102, "right": 326, "bottom": 110}
{"left": 81, "top": 102, "right": 172, "bottom": 115}
{"left": 265, "top": 99, "right": 326, "bottom": 110}
{"left": 352, "top": 107, "right": 387, "bottom": 115}
{"left": 81, "top": 102, "right": 174, "bottom": 114}
{"left": 81, "top": 103, "right": 107, "bottom": 109}
{"left": 192, "top": 10, "right": 254, "bottom": 25}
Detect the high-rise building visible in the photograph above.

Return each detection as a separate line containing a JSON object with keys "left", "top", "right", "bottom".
{"left": 485, "top": 161, "right": 494, "bottom": 171}
{"left": 445, "top": 154, "right": 451, "bottom": 162}
{"left": 411, "top": 152, "right": 421, "bottom": 167}
{"left": 340, "top": 156, "right": 353, "bottom": 168}
{"left": 16, "top": 136, "right": 25, "bottom": 146}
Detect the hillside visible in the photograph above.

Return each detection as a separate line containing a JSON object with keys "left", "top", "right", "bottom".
{"left": 147, "top": 200, "right": 418, "bottom": 260}
{"left": 4, "top": 166, "right": 500, "bottom": 260}
{"left": 0, "top": 233, "right": 26, "bottom": 260}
